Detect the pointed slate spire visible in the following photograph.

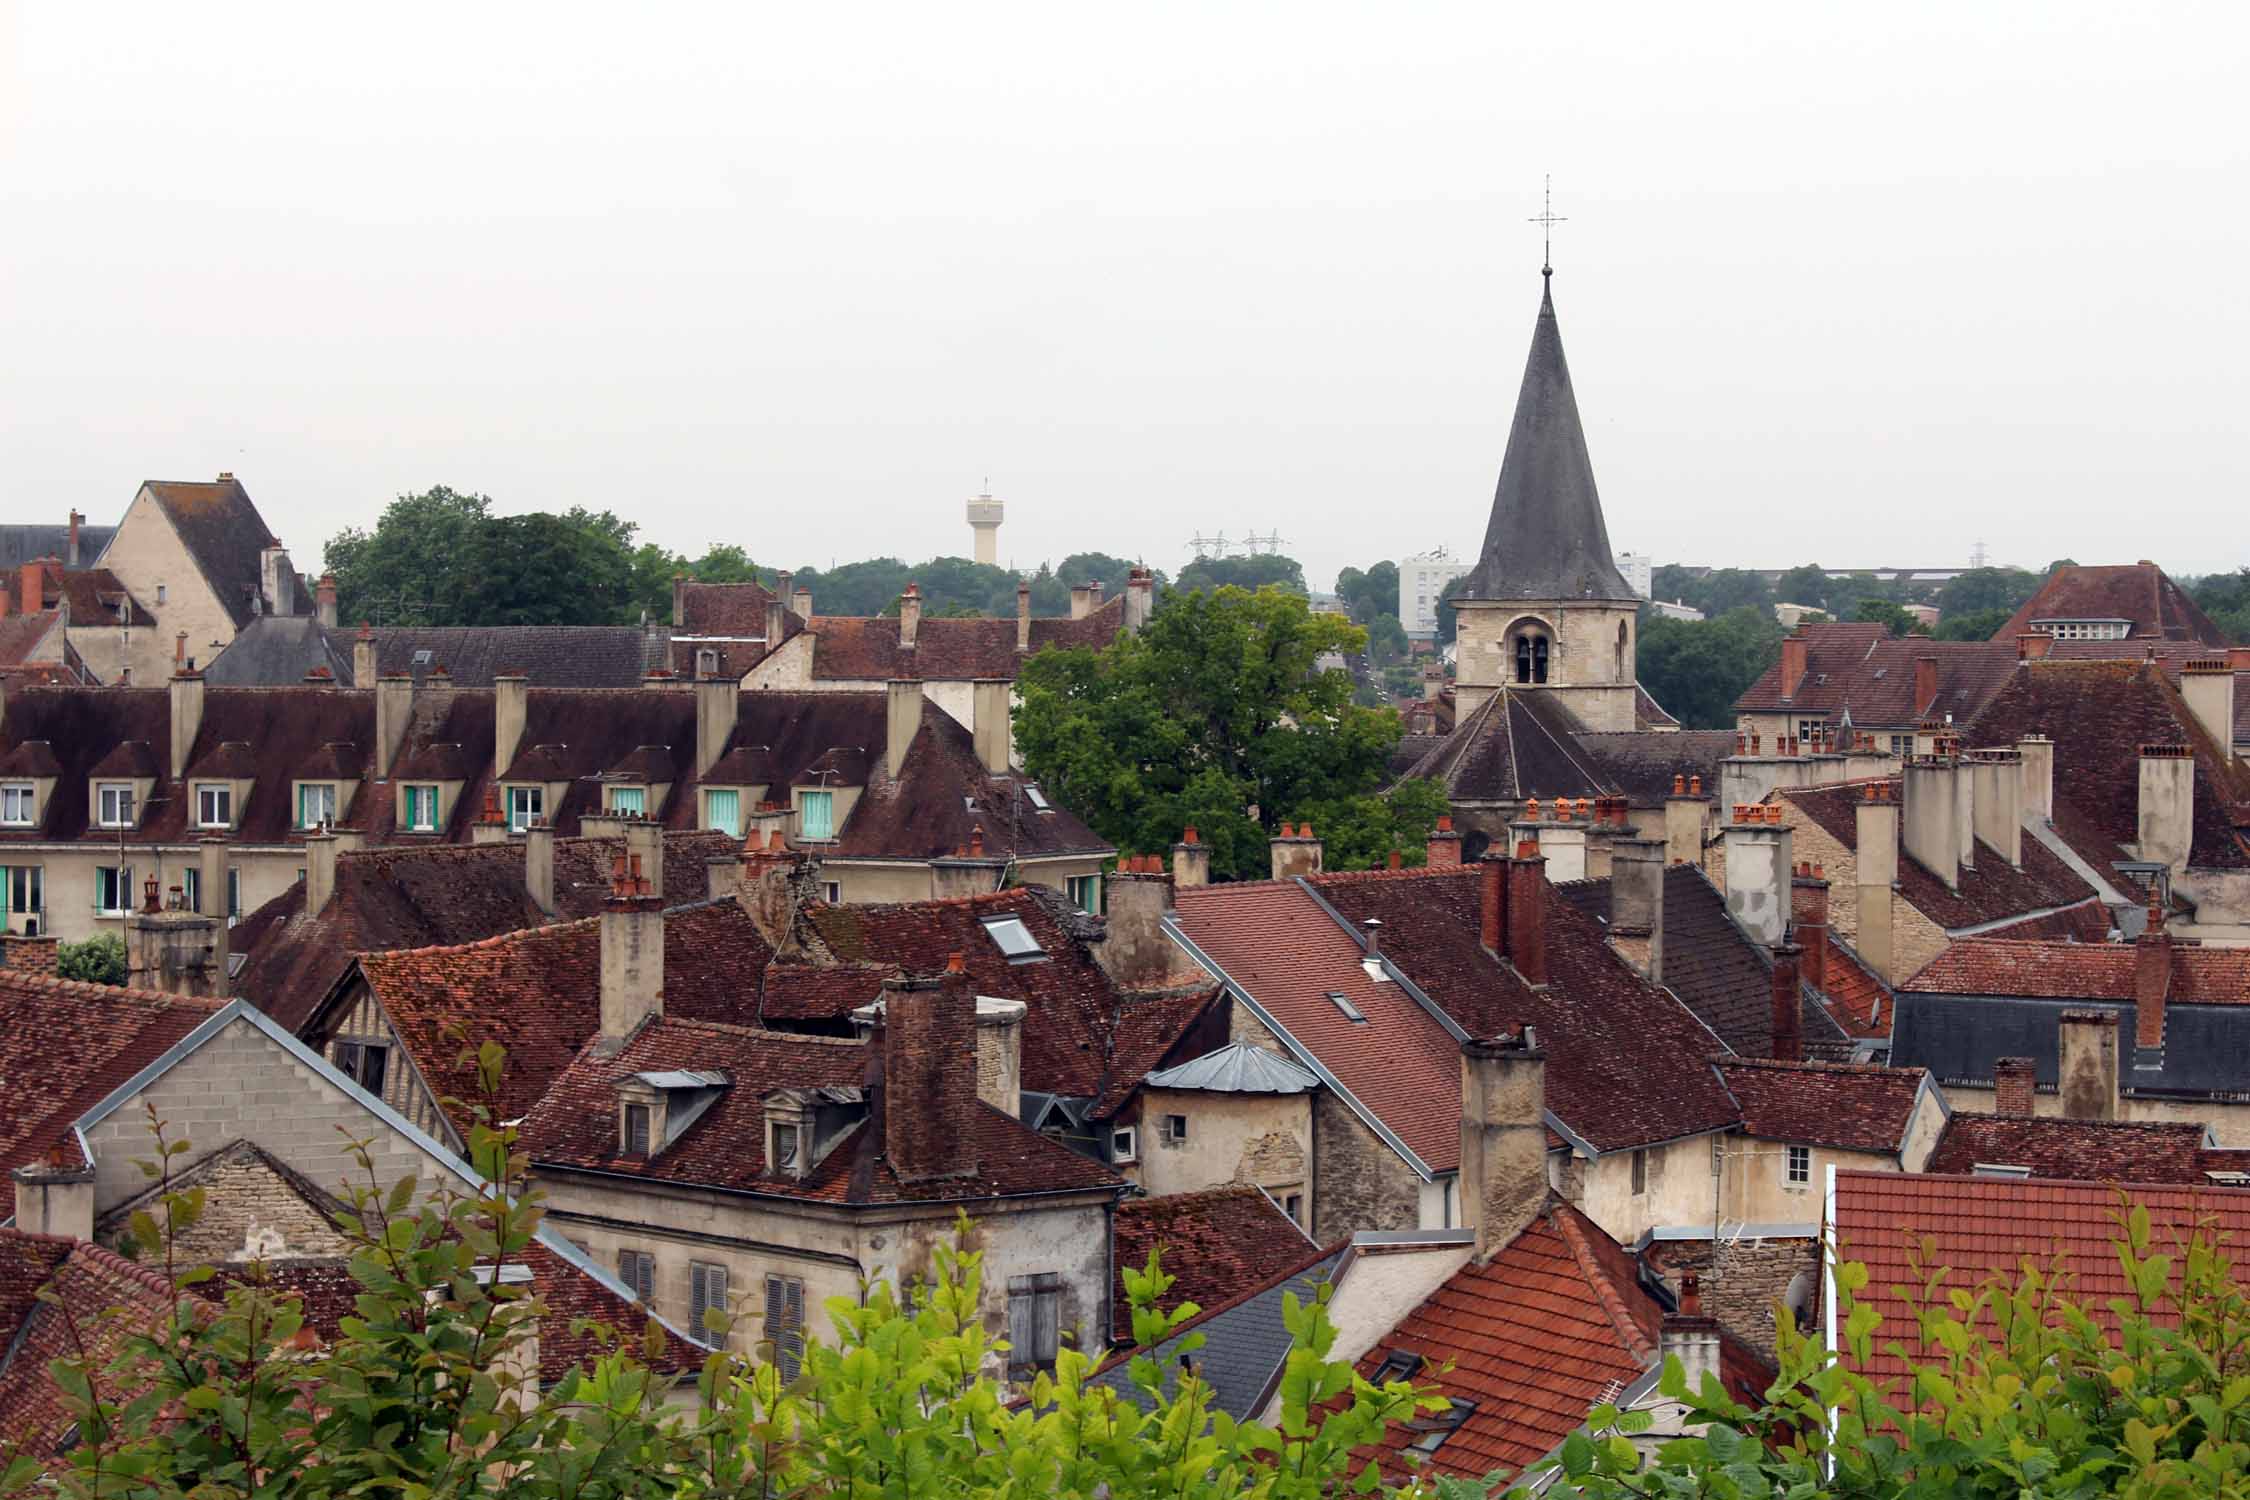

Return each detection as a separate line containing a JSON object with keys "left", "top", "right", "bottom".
{"left": 1456, "top": 277, "right": 1637, "bottom": 603}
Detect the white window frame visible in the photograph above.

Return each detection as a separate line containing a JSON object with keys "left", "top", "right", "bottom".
{"left": 607, "top": 784, "right": 647, "bottom": 816}
{"left": 1110, "top": 1125, "right": 1138, "bottom": 1164}
{"left": 96, "top": 783, "right": 135, "bottom": 829}
{"left": 1785, "top": 1144, "right": 1811, "bottom": 1187}
{"left": 822, "top": 880, "right": 841, "bottom": 904}
{"left": 403, "top": 784, "right": 440, "bottom": 832}
{"left": 296, "top": 782, "right": 337, "bottom": 830}
{"left": 95, "top": 864, "right": 134, "bottom": 917}
{"left": 506, "top": 784, "right": 543, "bottom": 833}
{"left": 0, "top": 785, "right": 34, "bottom": 827}
{"left": 3, "top": 865, "right": 43, "bottom": 930}
{"left": 195, "top": 784, "right": 232, "bottom": 830}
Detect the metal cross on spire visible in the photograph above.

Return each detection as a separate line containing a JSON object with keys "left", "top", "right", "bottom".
{"left": 1528, "top": 175, "right": 1566, "bottom": 278}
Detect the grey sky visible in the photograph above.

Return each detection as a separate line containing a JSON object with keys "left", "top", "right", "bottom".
{"left": 4, "top": 2, "right": 2245, "bottom": 597}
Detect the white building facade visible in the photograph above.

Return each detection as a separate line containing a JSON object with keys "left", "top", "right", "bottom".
{"left": 1400, "top": 548, "right": 1472, "bottom": 642}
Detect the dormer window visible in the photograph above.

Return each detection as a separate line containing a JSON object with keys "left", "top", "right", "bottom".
{"left": 799, "top": 790, "right": 835, "bottom": 841}
{"left": 96, "top": 784, "right": 135, "bottom": 828}
{"left": 771, "top": 1122, "right": 800, "bottom": 1172}
{"left": 195, "top": 785, "right": 232, "bottom": 830}
{"left": 0, "top": 785, "right": 33, "bottom": 827}
{"left": 296, "top": 783, "right": 337, "bottom": 830}
{"left": 704, "top": 788, "right": 741, "bottom": 837}
{"left": 608, "top": 785, "right": 646, "bottom": 816}
{"left": 622, "top": 1102, "right": 652, "bottom": 1156}
{"left": 402, "top": 785, "right": 440, "bottom": 832}
{"left": 506, "top": 785, "right": 543, "bottom": 832}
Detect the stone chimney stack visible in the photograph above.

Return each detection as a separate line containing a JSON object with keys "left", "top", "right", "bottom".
{"left": 374, "top": 671, "right": 414, "bottom": 781}
{"left": 66, "top": 510, "right": 83, "bottom": 569}
{"left": 971, "top": 679, "right": 1011, "bottom": 774}
{"left": 792, "top": 584, "right": 812, "bottom": 621}
{"left": 1124, "top": 567, "right": 1155, "bottom": 634}
{"left": 1426, "top": 815, "right": 1462, "bottom": 870}
{"left": 1069, "top": 583, "right": 1094, "bottom": 620}
{"left": 11, "top": 1159, "right": 94, "bottom": 1242}
{"left": 260, "top": 542, "right": 296, "bottom": 618}
{"left": 598, "top": 853, "right": 665, "bottom": 1046}
{"left": 2016, "top": 736, "right": 2054, "bottom": 823}
{"left": 351, "top": 623, "right": 376, "bottom": 690}
{"left": 976, "top": 996, "right": 1026, "bottom": 1117}
{"left": 1094, "top": 858, "right": 1182, "bottom": 988}
{"left": 2136, "top": 744, "right": 2195, "bottom": 878}
{"left": 1460, "top": 1027, "right": 1548, "bottom": 1263}
{"left": 1721, "top": 803, "right": 1793, "bottom": 947}
{"left": 1269, "top": 822, "right": 1323, "bottom": 880}
{"left": 1968, "top": 749, "right": 2022, "bottom": 869}
{"left": 303, "top": 831, "right": 339, "bottom": 915}
{"left": 1610, "top": 836, "right": 1666, "bottom": 985}
{"left": 884, "top": 677, "right": 922, "bottom": 782}
{"left": 735, "top": 831, "right": 805, "bottom": 954}
{"left": 2056, "top": 1008, "right": 2120, "bottom": 1121}
{"left": 2180, "top": 659, "right": 2236, "bottom": 753}
{"left": 1993, "top": 1055, "right": 2036, "bottom": 1116}
{"left": 1171, "top": 827, "right": 1211, "bottom": 888}
{"left": 1902, "top": 759, "right": 1959, "bottom": 891}
{"left": 897, "top": 583, "right": 922, "bottom": 651}
{"left": 169, "top": 642, "right": 205, "bottom": 781}
{"left": 1854, "top": 783, "right": 1900, "bottom": 983}
{"left": 315, "top": 574, "right": 339, "bottom": 628}
{"left": 1665, "top": 774, "right": 1709, "bottom": 868}
{"left": 524, "top": 820, "right": 555, "bottom": 914}
{"left": 1659, "top": 1273, "right": 1723, "bottom": 1392}
{"left": 1016, "top": 581, "right": 1032, "bottom": 652}
{"left": 694, "top": 672, "right": 737, "bottom": 781}
{"left": 881, "top": 960, "right": 980, "bottom": 1182}
{"left": 125, "top": 879, "right": 225, "bottom": 999}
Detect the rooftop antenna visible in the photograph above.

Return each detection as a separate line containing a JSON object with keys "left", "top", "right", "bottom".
{"left": 1528, "top": 175, "right": 1566, "bottom": 279}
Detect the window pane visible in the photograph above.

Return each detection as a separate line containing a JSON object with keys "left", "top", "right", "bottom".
{"left": 611, "top": 786, "right": 645, "bottom": 814}
{"left": 800, "top": 791, "right": 834, "bottom": 841}
{"left": 706, "top": 789, "right": 740, "bottom": 837}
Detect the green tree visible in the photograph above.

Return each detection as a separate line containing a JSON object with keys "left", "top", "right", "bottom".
{"left": 56, "top": 933, "right": 126, "bottom": 986}
{"left": 1854, "top": 596, "right": 1920, "bottom": 637}
{"left": 1773, "top": 563, "right": 1829, "bottom": 610}
{"left": 1174, "top": 553, "right": 1308, "bottom": 596}
{"left": 464, "top": 512, "right": 635, "bottom": 627}
{"left": 1633, "top": 607, "right": 1784, "bottom": 730}
{"left": 2191, "top": 566, "right": 2250, "bottom": 644}
{"left": 1936, "top": 565, "right": 2041, "bottom": 620}
{"left": 1015, "top": 586, "right": 1425, "bottom": 878}
{"left": 1334, "top": 561, "right": 1401, "bottom": 624}
{"left": 1055, "top": 553, "right": 1165, "bottom": 604}
{"left": 322, "top": 486, "right": 492, "bottom": 626}
{"left": 1934, "top": 606, "right": 2012, "bottom": 641}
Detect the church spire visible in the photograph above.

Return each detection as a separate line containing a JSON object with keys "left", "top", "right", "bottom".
{"left": 1454, "top": 274, "right": 1636, "bottom": 604}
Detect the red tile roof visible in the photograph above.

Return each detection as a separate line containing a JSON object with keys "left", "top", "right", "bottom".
{"left": 1713, "top": 1058, "right": 1928, "bottom": 1155}
{"left": 1829, "top": 1169, "right": 2250, "bottom": 1396}
{"left": 1304, "top": 869, "right": 1744, "bottom": 1153}
{"left": 1111, "top": 1185, "right": 1314, "bottom": 1338}
{"left": 1924, "top": 1114, "right": 2211, "bottom": 1181}
{"left": 1904, "top": 937, "right": 2250, "bottom": 1004}
{"left": 0, "top": 1231, "right": 176, "bottom": 1458}
{"left": 1351, "top": 1204, "right": 1658, "bottom": 1482}
{"left": 1996, "top": 563, "right": 2225, "bottom": 645}
{"left": 805, "top": 598, "right": 1125, "bottom": 683}
{"left": 0, "top": 972, "right": 220, "bottom": 1215}
{"left": 521, "top": 1015, "right": 1123, "bottom": 1205}
{"left": 1735, "top": 628, "right": 2016, "bottom": 727}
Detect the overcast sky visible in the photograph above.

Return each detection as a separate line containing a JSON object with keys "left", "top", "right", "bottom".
{"left": 4, "top": 3, "right": 2245, "bottom": 597}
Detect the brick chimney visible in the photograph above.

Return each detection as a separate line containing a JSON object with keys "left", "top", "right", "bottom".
{"left": 599, "top": 853, "right": 665, "bottom": 1045}
{"left": 2135, "top": 893, "right": 2172, "bottom": 1057}
{"left": 1459, "top": 1027, "right": 1547, "bottom": 1263}
{"left": 2057, "top": 1008, "right": 2119, "bottom": 1121}
{"left": 1426, "top": 814, "right": 1462, "bottom": 870}
{"left": 1479, "top": 851, "right": 1508, "bottom": 955}
{"left": 1769, "top": 942, "right": 1802, "bottom": 1062}
{"left": 1506, "top": 840, "right": 1548, "bottom": 986}
{"left": 1171, "top": 826, "right": 1210, "bottom": 889}
{"left": 1780, "top": 633, "right": 1808, "bottom": 700}
{"left": 1269, "top": 822, "right": 1323, "bottom": 880}
{"left": 2135, "top": 744, "right": 2195, "bottom": 877}
{"left": 1854, "top": 784, "right": 1899, "bottom": 983}
{"left": 1913, "top": 656, "right": 1939, "bottom": 718}
{"left": 2016, "top": 632, "right": 2052, "bottom": 661}
{"left": 1659, "top": 1271, "right": 1723, "bottom": 1392}
{"left": 898, "top": 583, "right": 922, "bottom": 651}
{"left": 1783, "top": 860, "right": 1823, "bottom": 984}
{"left": 18, "top": 559, "right": 44, "bottom": 616}
{"left": 1993, "top": 1055, "right": 2036, "bottom": 1116}
{"left": 315, "top": 574, "right": 339, "bottom": 628}
{"left": 881, "top": 960, "right": 979, "bottom": 1182}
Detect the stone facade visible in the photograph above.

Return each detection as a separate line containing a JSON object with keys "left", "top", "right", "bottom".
{"left": 97, "top": 1140, "right": 353, "bottom": 1265}
{"left": 1124, "top": 1087, "right": 1312, "bottom": 1229}
{"left": 1645, "top": 1235, "right": 1823, "bottom": 1353}
{"left": 1309, "top": 1092, "right": 1421, "bottom": 1241}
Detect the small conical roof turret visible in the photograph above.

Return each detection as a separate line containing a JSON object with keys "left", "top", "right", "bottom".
{"left": 1455, "top": 277, "right": 1636, "bottom": 604}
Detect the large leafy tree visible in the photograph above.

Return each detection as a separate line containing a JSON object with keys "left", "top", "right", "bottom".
{"left": 322, "top": 486, "right": 492, "bottom": 626}
{"left": 1015, "top": 586, "right": 1440, "bottom": 877}
{"left": 1634, "top": 606, "right": 1785, "bottom": 730}
{"left": 2189, "top": 566, "right": 2250, "bottom": 643}
{"left": 1936, "top": 565, "right": 2041, "bottom": 620}
{"left": 1333, "top": 560, "right": 1401, "bottom": 624}
{"left": 1174, "top": 553, "right": 1308, "bottom": 596}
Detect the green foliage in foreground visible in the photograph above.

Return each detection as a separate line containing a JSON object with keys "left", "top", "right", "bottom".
{"left": 18, "top": 1065, "right": 2250, "bottom": 1497}
{"left": 56, "top": 933, "right": 127, "bottom": 987}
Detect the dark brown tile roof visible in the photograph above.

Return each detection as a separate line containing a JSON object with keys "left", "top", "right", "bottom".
{"left": 1924, "top": 1113, "right": 2210, "bottom": 1182}
{"left": 1996, "top": 562, "right": 2225, "bottom": 644}
{"left": 56, "top": 568, "right": 154, "bottom": 629}
{"left": 1713, "top": 1057, "right": 1927, "bottom": 1154}
{"left": 1967, "top": 660, "right": 2250, "bottom": 870}
{"left": 2042, "top": 641, "right": 2250, "bottom": 744}
{"left": 1781, "top": 779, "right": 2105, "bottom": 929}
{"left": 826, "top": 701, "right": 1109, "bottom": 862}
{"left": 1734, "top": 628, "right": 2015, "bottom": 725}
{"left": 1111, "top": 1184, "right": 1313, "bottom": 1337}
{"left": 0, "top": 1231, "right": 175, "bottom": 1457}
{"left": 1397, "top": 690, "right": 1615, "bottom": 805}
{"left": 1904, "top": 937, "right": 2250, "bottom": 1004}
{"left": 0, "top": 972, "right": 220, "bottom": 1216}
{"left": 233, "top": 831, "right": 742, "bottom": 1031}
{"left": 1572, "top": 731, "right": 1736, "bottom": 805}
{"left": 141, "top": 477, "right": 302, "bottom": 629}
{"left": 757, "top": 961, "right": 898, "bottom": 1022}
{"left": 520, "top": 1015, "right": 1123, "bottom": 1205}
{"left": 803, "top": 597, "right": 1125, "bottom": 683}
{"left": 0, "top": 613, "right": 60, "bottom": 668}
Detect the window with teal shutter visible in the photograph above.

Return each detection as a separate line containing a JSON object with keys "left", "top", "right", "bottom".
{"left": 705, "top": 788, "right": 740, "bottom": 837}
{"left": 799, "top": 790, "right": 834, "bottom": 841}
{"left": 609, "top": 785, "right": 646, "bottom": 815}
{"left": 404, "top": 785, "right": 438, "bottom": 831}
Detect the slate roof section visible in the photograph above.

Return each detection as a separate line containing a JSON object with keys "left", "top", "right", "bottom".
{"left": 1712, "top": 1058, "right": 1928, "bottom": 1155}
{"left": 140, "top": 477, "right": 305, "bottom": 628}
{"left": 1829, "top": 1170, "right": 2250, "bottom": 1394}
{"left": 1780, "top": 779, "right": 2103, "bottom": 930}
{"left": 1572, "top": 730, "right": 1736, "bottom": 806}
{"left": 1904, "top": 938, "right": 2250, "bottom": 1004}
{"left": 0, "top": 523, "right": 115, "bottom": 571}
{"left": 0, "top": 614, "right": 62, "bottom": 668}
{"left": 1144, "top": 1042, "right": 1318, "bottom": 1094}
{"left": 232, "top": 831, "right": 742, "bottom": 1031}
{"left": 1395, "top": 690, "right": 1728, "bottom": 811}
{"left": 521, "top": 1015, "right": 1123, "bottom": 1205}
{"left": 1888, "top": 985, "right": 2250, "bottom": 1105}
{"left": 1995, "top": 562, "right": 2226, "bottom": 644}
{"left": 0, "top": 972, "right": 221, "bottom": 1215}
{"left": 0, "top": 1231, "right": 174, "bottom": 1456}
{"left": 1454, "top": 280, "right": 1637, "bottom": 604}
{"left": 1110, "top": 1184, "right": 1316, "bottom": 1338}
{"left": 1089, "top": 1239, "right": 1345, "bottom": 1419}
{"left": 1923, "top": 1114, "right": 2211, "bottom": 1182}
{"left": 1298, "top": 868, "right": 1741, "bottom": 1154}
{"left": 1967, "top": 660, "right": 2250, "bottom": 870}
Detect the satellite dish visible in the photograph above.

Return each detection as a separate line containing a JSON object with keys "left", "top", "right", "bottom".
{"left": 1784, "top": 1269, "right": 1816, "bottom": 1331}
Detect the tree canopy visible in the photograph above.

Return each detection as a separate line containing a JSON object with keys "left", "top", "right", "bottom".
{"left": 1014, "top": 585, "right": 1446, "bottom": 878}
{"left": 1935, "top": 565, "right": 2042, "bottom": 620}
{"left": 1633, "top": 607, "right": 1784, "bottom": 730}
{"left": 1333, "top": 560, "right": 1400, "bottom": 624}
{"left": 2188, "top": 567, "right": 2250, "bottom": 643}
{"left": 1174, "top": 552, "right": 1308, "bottom": 596}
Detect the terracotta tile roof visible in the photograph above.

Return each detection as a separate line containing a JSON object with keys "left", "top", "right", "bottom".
{"left": 1904, "top": 937, "right": 2250, "bottom": 1004}
{"left": 233, "top": 831, "right": 741, "bottom": 1031}
{"left": 141, "top": 477, "right": 304, "bottom": 628}
{"left": 0, "top": 1231, "right": 176, "bottom": 1458}
{"left": 1996, "top": 563, "right": 2225, "bottom": 644}
{"left": 802, "top": 596, "right": 1125, "bottom": 683}
{"left": 1351, "top": 1204, "right": 1660, "bottom": 1482}
{"left": 1924, "top": 1114, "right": 2210, "bottom": 1182}
{"left": 1713, "top": 1058, "right": 1926, "bottom": 1155}
{"left": 805, "top": 885, "right": 1219, "bottom": 1111}
{"left": 2041, "top": 641, "right": 2250, "bottom": 744}
{"left": 1812, "top": 932, "right": 1894, "bottom": 1039}
{"left": 1111, "top": 1184, "right": 1314, "bottom": 1336}
{"left": 0, "top": 972, "right": 220, "bottom": 1215}
{"left": 1304, "top": 868, "right": 1743, "bottom": 1153}
{"left": 1830, "top": 1169, "right": 2250, "bottom": 1396}
{"left": 1968, "top": 660, "right": 2250, "bottom": 870}
{"left": 55, "top": 567, "right": 154, "bottom": 629}
{"left": 757, "top": 961, "right": 898, "bottom": 1022}
{"left": 1781, "top": 779, "right": 2103, "bottom": 930}
{"left": 1734, "top": 629, "right": 2016, "bottom": 726}
{"left": 521, "top": 1015, "right": 1123, "bottom": 1204}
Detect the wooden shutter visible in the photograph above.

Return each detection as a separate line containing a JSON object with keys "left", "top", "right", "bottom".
{"left": 1032, "top": 1274, "right": 1060, "bottom": 1366}
{"left": 765, "top": 1275, "right": 803, "bottom": 1379}
{"left": 619, "top": 1249, "right": 654, "bottom": 1303}
{"left": 690, "top": 1263, "right": 709, "bottom": 1329}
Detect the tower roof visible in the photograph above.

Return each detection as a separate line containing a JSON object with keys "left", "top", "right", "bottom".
{"left": 1455, "top": 279, "right": 1637, "bottom": 605}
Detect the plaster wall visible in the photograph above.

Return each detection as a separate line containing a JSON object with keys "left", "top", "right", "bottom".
{"left": 1569, "top": 1134, "right": 1725, "bottom": 1246}
{"left": 1127, "top": 1087, "right": 1312, "bottom": 1227}
{"left": 78, "top": 490, "right": 244, "bottom": 686}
